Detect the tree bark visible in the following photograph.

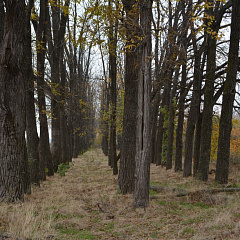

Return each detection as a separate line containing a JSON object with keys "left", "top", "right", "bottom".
{"left": 215, "top": 0, "right": 240, "bottom": 184}
{"left": 108, "top": 0, "right": 118, "bottom": 175}
{"left": 49, "top": 0, "right": 70, "bottom": 170}
{"left": 197, "top": 0, "right": 232, "bottom": 181}
{"left": 183, "top": 50, "right": 203, "bottom": 177}
{"left": 193, "top": 113, "right": 202, "bottom": 177}
{"left": 118, "top": 0, "right": 138, "bottom": 194}
{"left": 37, "top": 0, "right": 54, "bottom": 179}
{"left": 0, "top": 0, "right": 4, "bottom": 47}
{"left": 134, "top": 0, "right": 152, "bottom": 208}
{"left": 25, "top": 0, "right": 40, "bottom": 185}
{"left": 166, "top": 69, "right": 179, "bottom": 170}
{"left": 0, "top": 0, "right": 30, "bottom": 202}
{"left": 175, "top": 0, "right": 190, "bottom": 172}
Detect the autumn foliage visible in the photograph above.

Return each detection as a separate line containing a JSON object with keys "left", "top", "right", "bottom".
{"left": 211, "top": 115, "right": 240, "bottom": 164}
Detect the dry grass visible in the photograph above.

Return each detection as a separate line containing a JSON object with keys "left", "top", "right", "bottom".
{"left": 1, "top": 148, "right": 240, "bottom": 239}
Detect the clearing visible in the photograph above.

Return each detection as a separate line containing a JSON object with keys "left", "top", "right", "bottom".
{"left": 1, "top": 148, "right": 240, "bottom": 239}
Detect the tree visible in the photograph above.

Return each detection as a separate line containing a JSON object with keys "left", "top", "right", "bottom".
{"left": 134, "top": 0, "right": 152, "bottom": 208}
{"left": 215, "top": 0, "right": 240, "bottom": 184}
{"left": 118, "top": 0, "right": 139, "bottom": 194}
{"left": 197, "top": 0, "right": 232, "bottom": 181}
{"left": 175, "top": 0, "right": 191, "bottom": 172}
{"left": 48, "top": 0, "right": 70, "bottom": 170}
{"left": 0, "top": 0, "right": 30, "bottom": 202}
{"left": 36, "top": 0, "right": 54, "bottom": 179}
{"left": 108, "top": 0, "right": 118, "bottom": 175}
{"left": 25, "top": 0, "right": 41, "bottom": 185}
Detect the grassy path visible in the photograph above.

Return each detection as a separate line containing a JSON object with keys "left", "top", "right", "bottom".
{"left": 1, "top": 148, "right": 240, "bottom": 239}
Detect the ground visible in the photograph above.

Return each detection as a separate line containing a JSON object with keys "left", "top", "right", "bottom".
{"left": 1, "top": 148, "right": 240, "bottom": 239}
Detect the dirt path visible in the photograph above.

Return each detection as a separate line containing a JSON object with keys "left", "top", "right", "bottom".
{"left": 1, "top": 148, "right": 240, "bottom": 239}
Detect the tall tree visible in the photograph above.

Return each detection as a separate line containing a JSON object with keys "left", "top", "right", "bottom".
{"left": 118, "top": 0, "right": 138, "bottom": 194}
{"left": 25, "top": 0, "right": 41, "bottom": 185}
{"left": 175, "top": 0, "right": 191, "bottom": 172}
{"left": 197, "top": 0, "right": 232, "bottom": 181}
{"left": 215, "top": 0, "right": 240, "bottom": 184}
{"left": 48, "top": 0, "right": 70, "bottom": 170}
{"left": 134, "top": 0, "right": 152, "bottom": 208}
{"left": 0, "top": 0, "right": 30, "bottom": 202}
{"left": 36, "top": 0, "right": 54, "bottom": 179}
{"left": 108, "top": 0, "right": 118, "bottom": 175}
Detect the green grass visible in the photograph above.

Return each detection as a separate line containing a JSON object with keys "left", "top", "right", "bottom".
{"left": 99, "top": 222, "right": 115, "bottom": 232}
{"left": 156, "top": 200, "right": 167, "bottom": 206}
{"left": 182, "top": 226, "right": 195, "bottom": 235}
{"left": 182, "top": 216, "right": 203, "bottom": 225}
{"left": 56, "top": 225, "right": 95, "bottom": 239}
{"left": 149, "top": 190, "right": 157, "bottom": 196}
{"left": 150, "top": 181, "right": 160, "bottom": 186}
{"left": 52, "top": 213, "right": 84, "bottom": 220}
{"left": 179, "top": 201, "right": 211, "bottom": 209}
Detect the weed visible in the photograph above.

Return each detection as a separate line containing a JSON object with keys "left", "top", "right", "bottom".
{"left": 57, "top": 162, "right": 73, "bottom": 176}
{"left": 182, "top": 227, "right": 194, "bottom": 235}
{"left": 149, "top": 190, "right": 157, "bottom": 196}
{"left": 93, "top": 218, "right": 99, "bottom": 223}
{"left": 56, "top": 225, "right": 95, "bottom": 239}
{"left": 179, "top": 201, "right": 211, "bottom": 209}
{"left": 150, "top": 181, "right": 159, "bottom": 186}
{"left": 150, "top": 231, "right": 159, "bottom": 238}
{"left": 214, "top": 225, "right": 221, "bottom": 230}
{"left": 157, "top": 200, "right": 167, "bottom": 206}
{"left": 234, "top": 213, "right": 240, "bottom": 218}
{"left": 99, "top": 223, "right": 115, "bottom": 233}
{"left": 183, "top": 216, "right": 202, "bottom": 225}
{"left": 52, "top": 213, "right": 71, "bottom": 220}
{"left": 193, "top": 202, "right": 211, "bottom": 209}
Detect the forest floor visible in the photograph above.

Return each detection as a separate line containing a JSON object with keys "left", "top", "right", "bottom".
{"left": 1, "top": 148, "right": 240, "bottom": 240}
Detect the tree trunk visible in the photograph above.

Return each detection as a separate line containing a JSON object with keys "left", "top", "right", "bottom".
{"left": 101, "top": 86, "right": 109, "bottom": 157}
{"left": 166, "top": 69, "right": 179, "bottom": 170}
{"left": 150, "top": 96, "right": 160, "bottom": 163}
{"left": 0, "top": 0, "right": 30, "bottom": 202}
{"left": 174, "top": 0, "right": 189, "bottom": 172}
{"left": 118, "top": 0, "right": 138, "bottom": 194}
{"left": 134, "top": 0, "right": 152, "bottom": 208}
{"left": 193, "top": 113, "right": 202, "bottom": 177}
{"left": 108, "top": 0, "right": 118, "bottom": 175}
{"left": 49, "top": 0, "right": 70, "bottom": 170}
{"left": 155, "top": 110, "right": 164, "bottom": 166}
{"left": 37, "top": 0, "right": 54, "bottom": 179}
{"left": 175, "top": 63, "right": 187, "bottom": 172}
{"left": 197, "top": 0, "right": 231, "bottom": 181}
{"left": 197, "top": 37, "right": 216, "bottom": 181}
{"left": 215, "top": 0, "right": 240, "bottom": 184}
{"left": 183, "top": 52, "right": 202, "bottom": 177}
{"left": 25, "top": 0, "right": 40, "bottom": 185}
{"left": 0, "top": 0, "right": 4, "bottom": 46}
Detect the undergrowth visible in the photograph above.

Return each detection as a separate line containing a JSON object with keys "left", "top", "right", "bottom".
{"left": 0, "top": 148, "right": 240, "bottom": 239}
